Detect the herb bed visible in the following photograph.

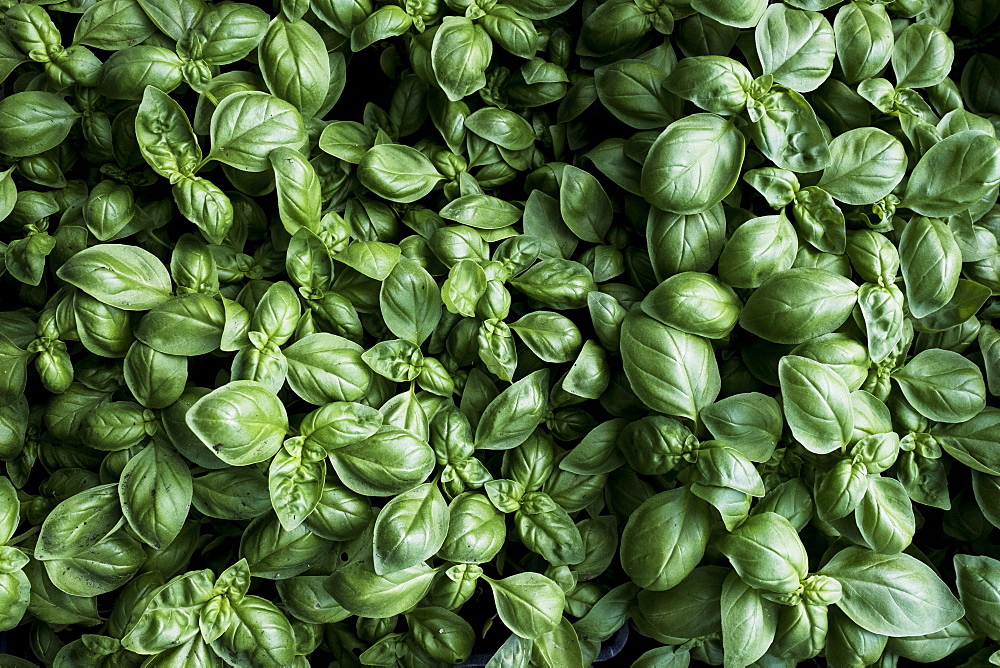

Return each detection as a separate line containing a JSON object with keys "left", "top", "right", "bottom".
{"left": 3, "top": 0, "right": 1000, "bottom": 667}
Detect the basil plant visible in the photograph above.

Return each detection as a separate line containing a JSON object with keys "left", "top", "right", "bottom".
{"left": 2, "top": 0, "right": 1000, "bottom": 665}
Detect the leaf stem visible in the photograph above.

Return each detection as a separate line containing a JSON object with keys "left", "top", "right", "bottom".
{"left": 7, "top": 525, "right": 40, "bottom": 546}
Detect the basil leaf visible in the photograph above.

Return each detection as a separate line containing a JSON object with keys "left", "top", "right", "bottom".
{"left": 779, "top": 355, "right": 854, "bottom": 455}
{"left": 432, "top": 17, "right": 493, "bottom": 102}
{"left": 475, "top": 370, "right": 549, "bottom": 451}
{"left": 641, "top": 113, "right": 745, "bottom": 215}
{"left": 740, "top": 268, "right": 858, "bottom": 344}
{"left": 208, "top": 92, "right": 308, "bottom": 172}
{"left": 903, "top": 131, "right": 1000, "bottom": 218}
{"left": 119, "top": 441, "right": 193, "bottom": 549}
{"left": 620, "top": 487, "right": 711, "bottom": 591}
{"left": 820, "top": 547, "right": 965, "bottom": 637}
{"left": 57, "top": 244, "right": 172, "bottom": 311}
{"left": 487, "top": 572, "right": 565, "bottom": 640}
{"left": 621, "top": 309, "right": 720, "bottom": 420}
{"left": 358, "top": 144, "right": 443, "bottom": 204}
{"left": 0, "top": 92, "right": 79, "bottom": 159}
{"left": 325, "top": 562, "right": 437, "bottom": 618}
{"left": 259, "top": 17, "right": 331, "bottom": 118}
{"left": 373, "top": 482, "right": 449, "bottom": 574}
{"left": 892, "top": 349, "right": 986, "bottom": 423}
{"left": 818, "top": 128, "right": 907, "bottom": 205}
{"left": 186, "top": 380, "right": 288, "bottom": 466}
{"left": 756, "top": 4, "right": 835, "bottom": 93}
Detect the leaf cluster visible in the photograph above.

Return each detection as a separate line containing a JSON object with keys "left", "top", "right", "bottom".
{"left": 2, "top": 0, "right": 1000, "bottom": 667}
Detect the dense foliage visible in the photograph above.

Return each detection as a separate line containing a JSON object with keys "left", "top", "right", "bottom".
{"left": 2, "top": 0, "right": 1000, "bottom": 665}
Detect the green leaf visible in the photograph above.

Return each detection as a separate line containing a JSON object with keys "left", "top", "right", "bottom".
{"left": 208, "top": 92, "right": 308, "bottom": 172}
{"left": 779, "top": 355, "right": 854, "bottom": 455}
{"left": 325, "top": 562, "right": 437, "bottom": 617}
{"left": 717, "top": 212, "right": 798, "bottom": 289}
{"left": 135, "top": 86, "right": 201, "bottom": 179}
{"left": 899, "top": 216, "right": 962, "bottom": 318}
{"left": 283, "top": 333, "right": 372, "bottom": 404}
{"left": 380, "top": 257, "right": 443, "bottom": 345}
{"left": 641, "top": 113, "right": 745, "bottom": 215}
{"left": 300, "top": 401, "right": 383, "bottom": 451}
{"left": 856, "top": 476, "right": 915, "bottom": 554}
{"left": 620, "top": 309, "right": 720, "bottom": 420}
{"left": 620, "top": 487, "right": 711, "bottom": 591}
{"left": 739, "top": 268, "right": 858, "bottom": 345}
{"left": 35, "top": 484, "right": 123, "bottom": 561}
{"left": 432, "top": 17, "right": 493, "bottom": 102}
{"left": 635, "top": 566, "right": 727, "bottom": 642}
{"left": 440, "top": 194, "right": 522, "bottom": 230}
{"left": 721, "top": 571, "right": 777, "bottom": 667}
{"left": 136, "top": 0, "right": 206, "bottom": 41}
{"left": 0, "top": 92, "right": 79, "bottom": 158}
{"left": 701, "top": 393, "right": 783, "bottom": 462}
{"left": 439, "top": 493, "right": 506, "bottom": 564}
{"left": 0, "top": 477, "right": 19, "bottom": 545}
{"left": 641, "top": 271, "right": 742, "bottom": 340}
{"left": 891, "top": 23, "right": 954, "bottom": 89}
{"left": 0, "top": 570, "right": 30, "bottom": 632}
{"left": 815, "top": 459, "right": 869, "bottom": 522}
{"left": 560, "top": 165, "right": 612, "bottom": 243}
{"left": 329, "top": 426, "right": 435, "bottom": 496}
{"left": 515, "top": 492, "right": 584, "bottom": 566}
{"left": 358, "top": 144, "right": 443, "bottom": 204}
{"left": 936, "top": 409, "right": 1000, "bottom": 475}
{"left": 487, "top": 572, "right": 566, "bottom": 640}
{"left": 239, "top": 512, "right": 332, "bottom": 579}
{"left": 121, "top": 570, "right": 215, "bottom": 653}
{"left": 119, "top": 441, "right": 192, "bottom": 549}
{"left": 749, "top": 88, "right": 831, "bottom": 172}
{"left": 664, "top": 56, "right": 750, "bottom": 117}
{"left": 690, "top": 0, "right": 766, "bottom": 27}
{"left": 268, "top": 439, "right": 326, "bottom": 532}
{"left": 593, "top": 63, "right": 673, "bottom": 131}
{"left": 818, "top": 128, "right": 907, "bottom": 205}
{"left": 373, "top": 483, "right": 449, "bottom": 574}
{"left": 318, "top": 121, "right": 375, "bottom": 163}
{"left": 350, "top": 5, "right": 412, "bottom": 52}
{"left": 336, "top": 240, "right": 401, "bottom": 280}
{"left": 172, "top": 176, "right": 234, "bottom": 245}
{"left": 73, "top": 0, "right": 156, "bottom": 51}
{"left": 892, "top": 349, "right": 986, "bottom": 423}
{"left": 954, "top": 554, "right": 1000, "bottom": 641}
{"left": 192, "top": 468, "right": 272, "bottom": 521}
{"left": 533, "top": 617, "right": 584, "bottom": 668}
{"left": 475, "top": 370, "right": 549, "bottom": 450}
{"left": 833, "top": 1, "right": 892, "bottom": 83}
{"left": 903, "top": 131, "right": 1000, "bottom": 218}
{"left": 42, "top": 529, "right": 144, "bottom": 597}
{"left": 210, "top": 595, "right": 295, "bottom": 667}
{"left": 409, "top": 607, "right": 476, "bottom": 664}
{"left": 820, "top": 547, "right": 965, "bottom": 637}
{"left": 465, "top": 107, "right": 537, "bottom": 150}
{"left": 184, "top": 3, "right": 269, "bottom": 65}
{"left": 135, "top": 294, "right": 224, "bottom": 356}
{"left": 756, "top": 4, "right": 835, "bottom": 92}
{"left": 259, "top": 17, "right": 331, "bottom": 118}
{"left": 718, "top": 512, "right": 808, "bottom": 594}
{"left": 270, "top": 147, "right": 322, "bottom": 236}
{"left": 22, "top": 559, "right": 101, "bottom": 627}
{"left": 186, "top": 380, "right": 288, "bottom": 466}
{"left": 509, "top": 259, "right": 596, "bottom": 310}
{"left": 509, "top": 312, "right": 583, "bottom": 363}
{"left": 275, "top": 576, "right": 350, "bottom": 625}
{"left": 57, "top": 244, "right": 173, "bottom": 311}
